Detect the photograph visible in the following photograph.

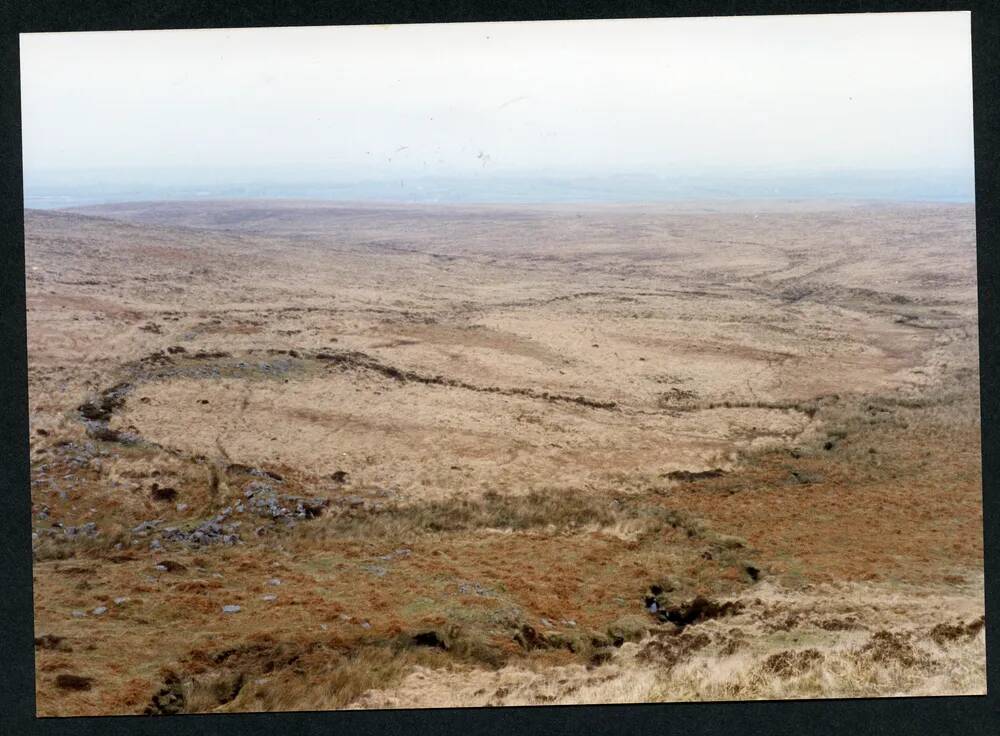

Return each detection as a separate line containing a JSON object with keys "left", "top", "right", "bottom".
{"left": 20, "top": 11, "right": 985, "bottom": 716}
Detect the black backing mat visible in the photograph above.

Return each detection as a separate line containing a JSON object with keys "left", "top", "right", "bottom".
{"left": 1, "top": 2, "right": 996, "bottom": 734}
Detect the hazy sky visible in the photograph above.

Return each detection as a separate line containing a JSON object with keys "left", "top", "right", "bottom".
{"left": 20, "top": 12, "right": 974, "bottom": 183}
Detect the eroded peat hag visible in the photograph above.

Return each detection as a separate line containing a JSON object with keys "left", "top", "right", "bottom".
{"left": 26, "top": 201, "right": 983, "bottom": 714}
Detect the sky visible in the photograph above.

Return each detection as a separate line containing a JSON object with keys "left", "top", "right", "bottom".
{"left": 19, "top": 12, "right": 974, "bottom": 198}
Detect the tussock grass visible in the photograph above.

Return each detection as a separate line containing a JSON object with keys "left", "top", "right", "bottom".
{"left": 341, "top": 577, "right": 986, "bottom": 710}
{"left": 650, "top": 624, "right": 986, "bottom": 702}
{"left": 291, "top": 489, "right": 702, "bottom": 546}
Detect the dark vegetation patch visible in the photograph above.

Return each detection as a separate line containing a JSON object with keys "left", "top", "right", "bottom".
{"left": 77, "top": 382, "right": 131, "bottom": 422}
{"left": 35, "top": 634, "right": 71, "bottom": 651}
{"left": 311, "top": 489, "right": 701, "bottom": 540}
{"left": 718, "top": 631, "right": 749, "bottom": 656}
{"left": 55, "top": 673, "right": 93, "bottom": 691}
{"left": 412, "top": 631, "right": 448, "bottom": 649}
{"left": 817, "top": 616, "right": 865, "bottom": 632}
{"left": 150, "top": 485, "right": 178, "bottom": 502}
{"left": 652, "top": 596, "right": 744, "bottom": 628}
{"left": 151, "top": 630, "right": 511, "bottom": 714}
{"left": 664, "top": 468, "right": 725, "bottom": 482}
{"left": 762, "top": 648, "right": 824, "bottom": 678}
{"left": 855, "top": 630, "right": 925, "bottom": 668}
{"left": 929, "top": 616, "right": 985, "bottom": 646}
{"left": 513, "top": 621, "right": 625, "bottom": 660}
{"left": 637, "top": 631, "right": 712, "bottom": 668}
{"left": 657, "top": 387, "right": 699, "bottom": 408}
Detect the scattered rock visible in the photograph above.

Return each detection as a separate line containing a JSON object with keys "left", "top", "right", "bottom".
{"left": 83, "top": 422, "right": 141, "bottom": 444}
{"left": 155, "top": 560, "right": 188, "bottom": 573}
{"left": 162, "top": 516, "right": 240, "bottom": 548}
{"left": 132, "top": 520, "right": 163, "bottom": 536}
{"left": 241, "top": 481, "right": 327, "bottom": 522}
{"left": 60, "top": 522, "right": 99, "bottom": 540}
{"left": 91, "top": 606, "right": 108, "bottom": 616}
{"left": 788, "top": 470, "right": 824, "bottom": 485}
{"left": 77, "top": 383, "right": 131, "bottom": 422}
{"left": 378, "top": 548, "right": 412, "bottom": 561}
{"left": 145, "top": 671, "right": 185, "bottom": 715}
{"left": 221, "top": 605, "right": 241, "bottom": 614}
{"left": 457, "top": 581, "right": 493, "bottom": 597}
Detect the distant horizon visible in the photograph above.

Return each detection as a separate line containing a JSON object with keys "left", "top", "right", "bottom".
{"left": 22, "top": 166, "right": 975, "bottom": 210}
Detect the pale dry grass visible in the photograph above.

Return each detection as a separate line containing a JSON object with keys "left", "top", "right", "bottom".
{"left": 344, "top": 576, "right": 985, "bottom": 710}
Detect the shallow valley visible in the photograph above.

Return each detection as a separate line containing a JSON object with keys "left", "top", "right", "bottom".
{"left": 25, "top": 200, "right": 984, "bottom": 714}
